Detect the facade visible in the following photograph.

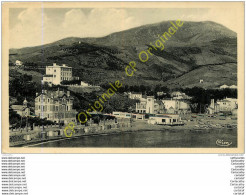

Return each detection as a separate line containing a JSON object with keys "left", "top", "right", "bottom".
{"left": 42, "top": 63, "right": 73, "bottom": 85}
{"left": 136, "top": 96, "right": 164, "bottom": 114}
{"left": 35, "top": 89, "right": 77, "bottom": 124}
{"left": 148, "top": 114, "right": 182, "bottom": 125}
{"left": 217, "top": 98, "right": 237, "bottom": 112}
{"left": 162, "top": 99, "right": 191, "bottom": 114}
{"left": 136, "top": 96, "right": 190, "bottom": 115}
{"left": 207, "top": 98, "right": 238, "bottom": 114}
{"left": 132, "top": 114, "right": 145, "bottom": 120}
{"left": 112, "top": 112, "right": 132, "bottom": 118}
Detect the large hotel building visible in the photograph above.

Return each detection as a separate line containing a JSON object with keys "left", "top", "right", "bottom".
{"left": 42, "top": 63, "right": 73, "bottom": 85}
{"left": 35, "top": 89, "right": 77, "bottom": 124}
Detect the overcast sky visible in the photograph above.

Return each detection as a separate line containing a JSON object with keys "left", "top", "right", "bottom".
{"left": 9, "top": 8, "right": 237, "bottom": 49}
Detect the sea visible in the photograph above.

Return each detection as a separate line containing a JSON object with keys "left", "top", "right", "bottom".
{"left": 29, "top": 128, "right": 237, "bottom": 148}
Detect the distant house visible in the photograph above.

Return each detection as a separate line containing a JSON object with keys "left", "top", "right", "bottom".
{"left": 171, "top": 91, "right": 191, "bottom": 100}
{"left": 128, "top": 92, "right": 142, "bottom": 100}
{"left": 112, "top": 112, "right": 132, "bottom": 119}
{"left": 207, "top": 98, "right": 237, "bottom": 114}
{"left": 11, "top": 99, "right": 30, "bottom": 117}
{"left": 219, "top": 84, "right": 237, "bottom": 89}
{"left": 15, "top": 60, "right": 23, "bottom": 66}
{"left": 229, "top": 85, "right": 237, "bottom": 89}
{"left": 80, "top": 81, "right": 90, "bottom": 87}
{"left": 148, "top": 114, "right": 182, "bottom": 125}
{"left": 220, "top": 84, "right": 229, "bottom": 89}
{"left": 199, "top": 79, "right": 204, "bottom": 83}
{"left": 162, "top": 99, "right": 191, "bottom": 115}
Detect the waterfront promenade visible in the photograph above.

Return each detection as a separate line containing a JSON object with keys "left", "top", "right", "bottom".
{"left": 9, "top": 114, "right": 237, "bottom": 148}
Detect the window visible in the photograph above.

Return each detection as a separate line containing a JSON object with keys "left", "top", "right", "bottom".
{"left": 48, "top": 114, "right": 49, "bottom": 118}
{"left": 173, "top": 119, "right": 177, "bottom": 122}
{"left": 48, "top": 99, "right": 49, "bottom": 103}
{"left": 39, "top": 106, "right": 40, "bottom": 110}
{"left": 162, "top": 119, "right": 166, "bottom": 122}
{"left": 39, "top": 98, "right": 40, "bottom": 102}
{"left": 54, "top": 75, "right": 56, "bottom": 78}
{"left": 54, "top": 70, "right": 56, "bottom": 72}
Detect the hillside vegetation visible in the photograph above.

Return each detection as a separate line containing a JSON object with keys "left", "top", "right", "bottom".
{"left": 9, "top": 21, "right": 237, "bottom": 88}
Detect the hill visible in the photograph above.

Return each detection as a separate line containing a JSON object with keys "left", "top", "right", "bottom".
{"left": 9, "top": 20, "right": 237, "bottom": 88}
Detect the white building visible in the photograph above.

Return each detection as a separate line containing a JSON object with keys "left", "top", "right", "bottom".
{"left": 136, "top": 96, "right": 164, "bottom": 114}
{"left": 162, "top": 99, "right": 190, "bottom": 114}
{"left": 170, "top": 91, "right": 191, "bottom": 100}
{"left": 219, "top": 84, "right": 237, "bottom": 89}
{"left": 15, "top": 60, "right": 23, "bottom": 66}
{"left": 229, "top": 85, "right": 237, "bottom": 89}
{"left": 42, "top": 63, "right": 73, "bottom": 85}
{"left": 207, "top": 98, "right": 238, "bottom": 114}
{"left": 112, "top": 112, "right": 132, "bottom": 118}
{"left": 128, "top": 92, "right": 143, "bottom": 100}
{"left": 148, "top": 114, "right": 183, "bottom": 125}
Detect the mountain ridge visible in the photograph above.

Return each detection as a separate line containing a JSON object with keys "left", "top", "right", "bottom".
{"left": 9, "top": 20, "right": 237, "bottom": 89}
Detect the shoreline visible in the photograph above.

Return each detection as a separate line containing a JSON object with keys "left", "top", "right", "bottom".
{"left": 12, "top": 120, "right": 236, "bottom": 148}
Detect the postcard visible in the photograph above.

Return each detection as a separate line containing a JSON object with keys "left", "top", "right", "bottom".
{"left": 2, "top": 2, "right": 244, "bottom": 153}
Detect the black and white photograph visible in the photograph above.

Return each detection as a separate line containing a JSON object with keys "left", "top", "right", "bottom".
{"left": 3, "top": 2, "right": 244, "bottom": 152}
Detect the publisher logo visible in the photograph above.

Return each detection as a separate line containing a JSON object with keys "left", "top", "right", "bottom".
{"left": 216, "top": 139, "right": 232, "bottom": 147}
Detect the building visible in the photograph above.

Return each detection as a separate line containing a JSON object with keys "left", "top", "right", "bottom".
{"left": 128, "top": 92, "right": 143, "bottom": 100}
{"left": 35, "top": 89, "right": 77, "bottom": 124}
{"left": 162, "top": 99, "right": 191, "bottom": 114}
{"left": 170, "top": 91, "right": 191, "bottom": 100}
{"left": 148, "top": 114, "right": 183, "bottom": 125}
{"left": 229, "top": 85, "right": 237, "bottom": 89}
{"left": 15, "top": 60, "right": 23, "bottom": 66}
{"left": 42, "top": 63, "right": 73, "bottom": 85}
{"left": 112, "top": 112, "right": 132, "bottom": 118}
{"left": 217, "top": 98, "right": 237, "bottom": 112}
{"left": 219, "top": 84, "right": 237, "bottom": 89}
{"left": 136, "top": 96, "right": 164, "bottom": 114}
{"left": 132, "top": 113, "right": 145, "bottom": 120}
{"left": 11, "top": 98, "right": 30, "bottom": 117}
{"left": 136, "top": 96, "right": 190, "bottom": 115}
{"left": 80, "top": 81, "right": 90, "bottom": 87}
{"left": 207, "top": 98, "right": 238, "bottom": 114}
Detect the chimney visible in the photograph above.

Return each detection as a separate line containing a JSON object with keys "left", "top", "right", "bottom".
{"left": 36, "top": 92, "right": 38, "bottom": 97}
{"left": 67, "top": 91, "right": 70, "bottom": 97}
{"left": 53, "top": 63, "right": 56, "bottom": 66}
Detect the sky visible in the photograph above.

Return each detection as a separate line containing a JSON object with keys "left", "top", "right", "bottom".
{"left": 9, "top": 8, "right": 238, "bottom": 49}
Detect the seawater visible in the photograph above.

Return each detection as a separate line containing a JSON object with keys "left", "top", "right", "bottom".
{"left": 30, "top": 129, "right": 237, "bottom": 148}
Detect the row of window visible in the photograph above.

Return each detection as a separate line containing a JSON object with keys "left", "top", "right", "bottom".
{"left": 61, "top": 72, "right": 72, "bottom": 76}
{"left": 38, "top": 98, "right": 71, "bottom": 103}
{"left": 61, "top": 77, "right": 71, "bottom": 81}
{"left": 37, "top": 105, "right": 71, "bottom": 111}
